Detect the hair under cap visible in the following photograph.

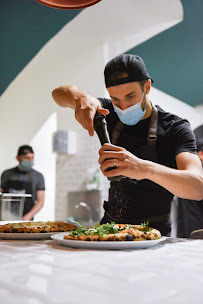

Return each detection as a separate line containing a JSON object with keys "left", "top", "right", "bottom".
{"left": 17, "top": 145, "right": 34, "bottom": 156}
{"left": 104, "top": 54, "right": 153, "bottom": 88}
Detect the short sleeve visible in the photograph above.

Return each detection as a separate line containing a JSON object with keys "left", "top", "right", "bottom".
{"left": 0, "top": 172, "right": 6, "bottom": 189}
{"left": 36, "top": 173, "right": 45, "bottom": 191}
{"left": 1, "top": 170, "right": 10, "bottom": 190}
{"left": 171, "top": 120, "right": 197, "bottom": 156}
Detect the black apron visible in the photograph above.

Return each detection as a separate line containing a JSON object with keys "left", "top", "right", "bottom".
{"left": 3, "top": 168, "right": 34, "bottom": 216}
{"left": 100, "top": 105, "right": 173, "bottom": 236}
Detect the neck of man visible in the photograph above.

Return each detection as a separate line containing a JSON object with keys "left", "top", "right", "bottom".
{"left": 142, "top": 97, "right": 152, "bottom": 120}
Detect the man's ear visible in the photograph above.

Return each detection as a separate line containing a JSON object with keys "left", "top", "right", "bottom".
{"left": 16, "top": 156, "right": 20, "bottom": 162}
{"left": 197, "top": 151, "right": 203, "bottom": 163}
{"left": 145, "top": 79, "right": 151, "bottom": 95}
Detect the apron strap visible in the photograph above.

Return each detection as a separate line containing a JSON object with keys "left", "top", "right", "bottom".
{"left": 29, "top": 171, "right": 33, "bottom": 182}
{"left": 112, "top": 121, "right": 123, "bottom": 145}
{"left": 147, "top": 104, "right": 158, "bottom": 145}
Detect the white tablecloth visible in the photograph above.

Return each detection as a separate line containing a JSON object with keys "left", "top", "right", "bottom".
{"left": 0, "top": 237, "right": 203, "bottom": 304}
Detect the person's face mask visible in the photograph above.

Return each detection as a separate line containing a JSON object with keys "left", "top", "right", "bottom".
{"left": 19, "top": 161, "right": 34, "bottom": 172}
{"left": 112, "top": 90, "right": 146, "bottom": 126}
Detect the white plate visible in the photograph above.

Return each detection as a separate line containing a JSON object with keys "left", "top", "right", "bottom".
{"left": 51, "top": 233, "right": 166, "bottom": 250}
{"left": 0, "top": 232, "right": 60, "bottom": 240}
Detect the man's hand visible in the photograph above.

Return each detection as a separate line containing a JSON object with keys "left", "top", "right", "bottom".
{"left": 98, "top": 144, "right": 203, "bottom": 201}
{"left": 75, "top": 94, "right": 109, "bottom": 136}
{"left": 52, "top": 85, "right": 109, "bottom": 136}
{"left": 21, "top": 190, "right": 45, "bottom": 221}
{"left": 98, "top": 143, "right": 148, "bottom": 180}
{"left": 22, "top": 213, "right": 33, "bottom": 221}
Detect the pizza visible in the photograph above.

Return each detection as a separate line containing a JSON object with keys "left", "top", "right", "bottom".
{"left": 0, "top": 221, "right": 77, "bottom": 233}
{"left": 64, "top": 222, "right": 161, "bottom": 241}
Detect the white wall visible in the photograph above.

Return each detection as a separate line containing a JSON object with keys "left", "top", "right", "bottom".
{"left": 194, "top": 104, "right": 203, "bottom": 127}
{"left": 149, "top": 87, "right": 203, "bottom": 130}
{"left": 30, "top": 113, "right": 57, "bottom": 221}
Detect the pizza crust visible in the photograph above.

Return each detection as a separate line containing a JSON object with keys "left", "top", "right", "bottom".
{"left": 64, "top": 226, "right": 161, "bottom": 241}
{"left": 0, "top": 221, "right": 77, "bottom": 233}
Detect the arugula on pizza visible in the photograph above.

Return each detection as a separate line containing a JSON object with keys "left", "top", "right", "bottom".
{"left": 64, "top": 222, "right": 161, "bottom": 241}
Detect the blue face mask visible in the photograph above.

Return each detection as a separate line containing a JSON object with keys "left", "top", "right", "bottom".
{"left": 19, "top": 161, "right": 34, "bottom": 172}
{"left": 112, "top": 91, "right": 146, "bottom": 126}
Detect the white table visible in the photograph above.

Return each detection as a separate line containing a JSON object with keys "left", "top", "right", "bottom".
{"left": 0, "top": 237, "right": 203, "bottom": 304}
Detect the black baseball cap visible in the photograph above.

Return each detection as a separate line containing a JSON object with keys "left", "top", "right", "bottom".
{"left": 104, "top": 54, "right": 153, "bottom": 88}
{"left": 17, "top": 145, "right": 34, "bottom": 156}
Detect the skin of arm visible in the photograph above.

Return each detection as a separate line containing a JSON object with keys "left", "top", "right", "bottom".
{"left": 52, "top": 85, "right": 109, "bottom": 136}
{"left": 22, "top": 190, "right": 45, "bottom": 221}
{"left": 98, "top": 144, "right": 203, "bottom": 201}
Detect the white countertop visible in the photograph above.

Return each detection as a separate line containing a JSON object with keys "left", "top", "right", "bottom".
{"left": 0, "top": 237, "right": 203, "bottom": 304}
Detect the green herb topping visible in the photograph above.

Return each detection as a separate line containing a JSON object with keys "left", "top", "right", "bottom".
{"left": 139, "top": 221, "right": 152, "bottom": 232}
{"left": 69, "top": 221, "right": 152, "bottom": 237}
{"left": 69, "top": 222, "right": 127, "bottom": 237}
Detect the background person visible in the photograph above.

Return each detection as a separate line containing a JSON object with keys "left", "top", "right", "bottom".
{"left": 52, "top": 54, "right": 203, "bottom": 236}
{"left": 176, "top": 125, "right": 203, "bottom": 238}
{"left": 0, "top": 145, "right": 45, "bottom": 220}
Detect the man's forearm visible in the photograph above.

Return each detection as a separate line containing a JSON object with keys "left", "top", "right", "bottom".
{"left": 22, "top": 201, "right": 44, "bottom": 220}
{"left": 146, "top": 161, "right": 203, "bottom": 200}
{"left": 52, "top": 85, "right": 85, "bottom": 108}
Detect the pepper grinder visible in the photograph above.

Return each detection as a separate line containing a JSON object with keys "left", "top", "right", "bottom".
{"left": 94, "top": 113, "right": 122, "bottom": 181}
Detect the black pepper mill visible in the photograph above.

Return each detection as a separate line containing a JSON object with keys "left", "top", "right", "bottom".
{"left": 93, "top": 113, "right": 122, "bottom": 181}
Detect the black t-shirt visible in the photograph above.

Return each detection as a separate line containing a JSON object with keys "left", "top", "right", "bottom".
{"left": 1, "top": 167, "right": 45, "bottom": 203}
{"left": 98, "top": 98, "right": 197, "bottom": 223}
